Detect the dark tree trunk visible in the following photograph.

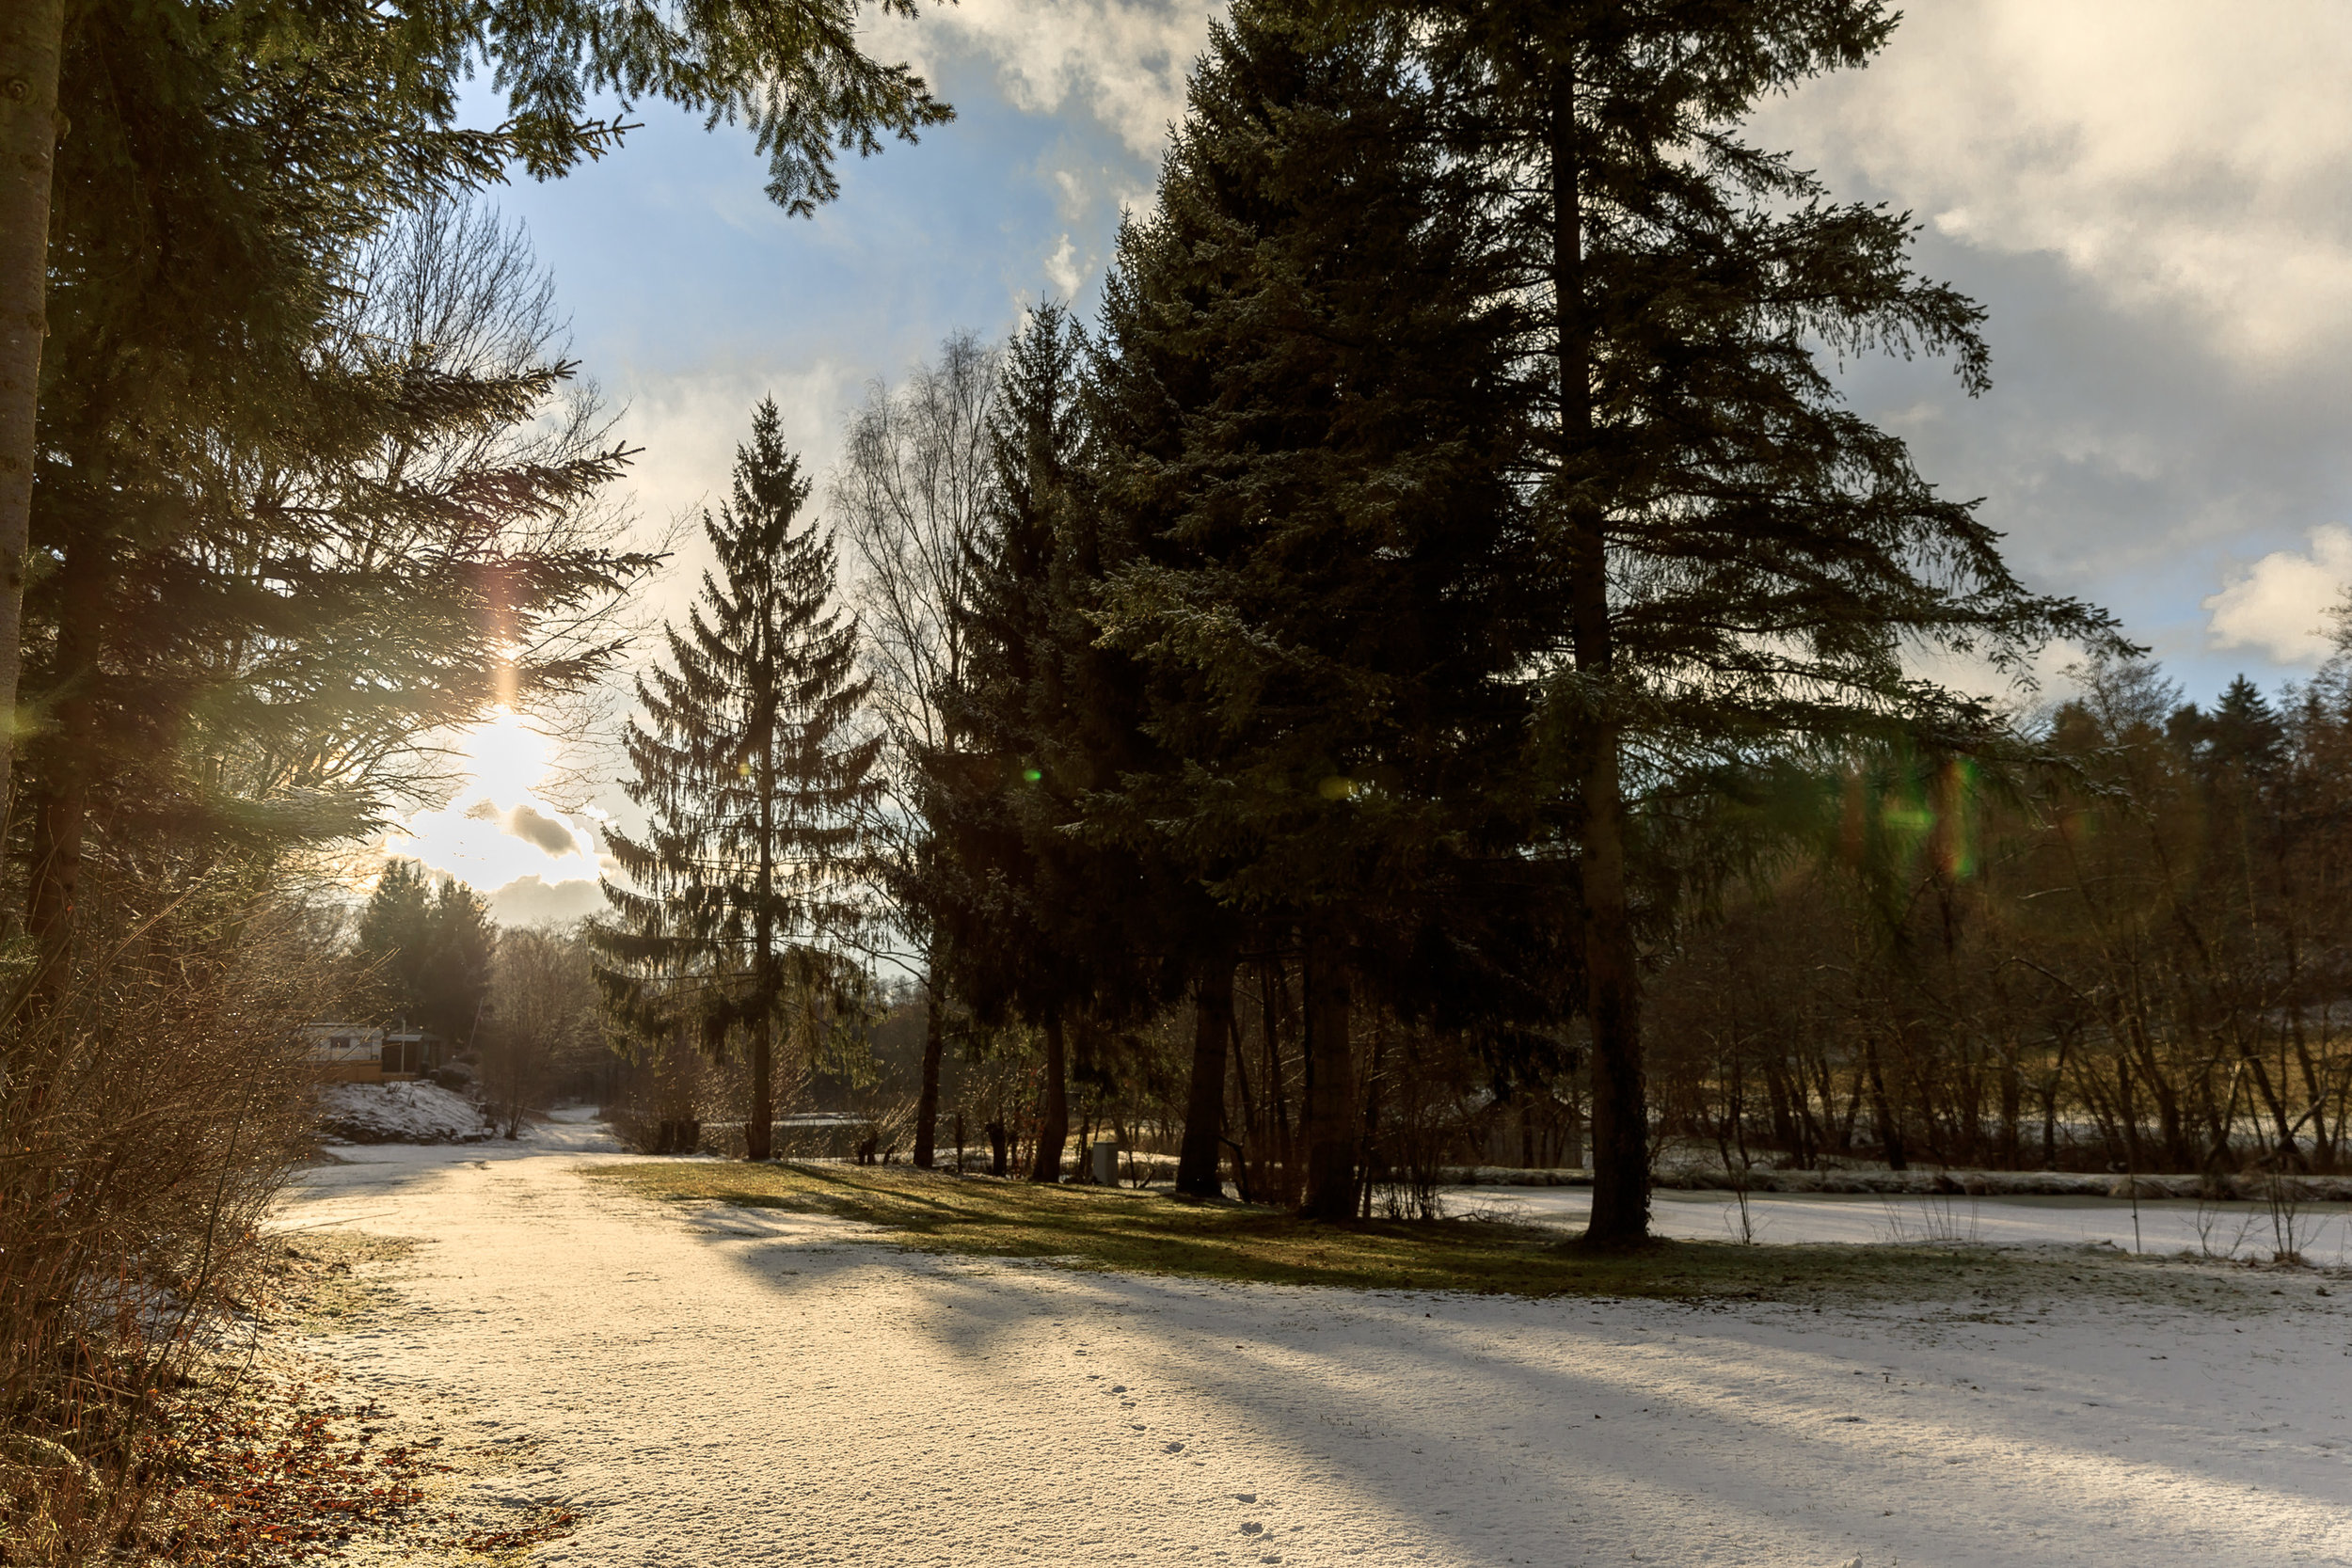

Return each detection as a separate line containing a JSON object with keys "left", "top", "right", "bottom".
{"left": 1176, "top": 956, "right": 1236, "bottom": 1196}
{"left": 0, "top": 0, "right": 64, "bottom": 826}
{"left": 747, "top": 1013, "right": 773, "bottom": 1161}
{"left": 27, "top": 536, "right": 105, "bottom": 1002}
{"left": 1298, "top": 934, "right": 1358, "bottom": 1219}
{"left": 1865, "top": 1038, "right": 1906, "bottom": 1170}
{"left": 1553, "top": 66, "right": 1649, "bottom": 1248}
{"left": 746, "top": 712, "right": 776, "bottom": 1163}
{"left": 986, "top": 1118, "right": 1008, "bottom": 1176}
{"left": 1030, "top": 1012, "right": 1069, "bottom": 1181}
{"left": 914, "top": 976, "right": 944, "bottom": 1168}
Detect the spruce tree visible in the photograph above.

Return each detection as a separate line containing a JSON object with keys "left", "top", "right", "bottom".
{"left": 933, "top": 302, "right": 1133, "bottom": 1182}
{"left": 594, "top": 398, "right": 879, "bottom": 1161}
{"left": 1411, "top": 0, "right": 2128, "bottom": 1243}
{"left": 1084, "top": 0, "right": 1542, "bottom": 1215}
{"left": 356, "top": 861, "right": 497, "bottom": 1052}
{"left": 1, "top": 0, "right": 954, "bottom": 822}
{"left": 24, "top": 182, "right": 648, "bottom": 983}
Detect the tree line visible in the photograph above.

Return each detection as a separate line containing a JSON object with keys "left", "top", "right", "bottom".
{"left": 589, "top": 0, "right": 2127, "bottom": 1243}
{"left": 1648, "top": 657, "right": 2352, "bottom": 1180}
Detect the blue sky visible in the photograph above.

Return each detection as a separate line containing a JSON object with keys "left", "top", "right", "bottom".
{"left": 417, "top": 0, "right": 2352, "bottom": 920}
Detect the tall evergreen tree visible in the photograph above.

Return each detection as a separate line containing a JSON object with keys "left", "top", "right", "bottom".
{"left": 932, "top": 303, "right": 1116, "bottom": 1182}
{"left": 1084, "top": 0, "right": 1543, "bottom": 1215}
{"left": 1412, "top": 0, "right": 2127, "bottom": 1243}
{"left": 24, "top": 186, "right": 647, "bottom": 982}
{"left": 1, "top": 0, "right": 954, "bottom": 820}
{"left": 593, "top": 398, "right": 879, "bottom": 1161}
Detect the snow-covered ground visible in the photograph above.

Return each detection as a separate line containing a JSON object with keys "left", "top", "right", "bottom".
{"left": 278, "top": 1117, "right": 2352, "bottom": 1567}
{"left": 1451, "top": 1184, "right": 2352, "bottom": 1262}
{"left": 317, "top": 1080, "right": 494, "bottom": 1144}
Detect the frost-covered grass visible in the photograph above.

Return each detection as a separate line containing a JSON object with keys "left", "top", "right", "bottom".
{"left": 585, "top": 1160, "right": 2306, "bottom": 1310}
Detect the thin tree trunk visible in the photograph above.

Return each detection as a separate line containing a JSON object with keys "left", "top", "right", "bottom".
{"left": 914, "top": 971, "right": 944, "bottom": 1168}
{"left": 27, "top": 535, "right": 105, "bottom": 1002}
{"left": 747, "top": 677, "right": 776, "bottom": 1163}
{"left": 1030, "top": 1012, "right": 1069, "bottom": 1181}
{"left": 1298, "top": 932, "right": 1357, "bottom": 1219}
{"left": 1866, "top": 1037, "right": 1907, "bottom": 1170}
{"left": 1176, "top": 954, "right": 1235, "bottom": 1197}
{"left": 0, "top": 0, "right": 65, "bottom": 826}
{"left": 1553, "top": 66, "right": 1649, "bottom": 1248}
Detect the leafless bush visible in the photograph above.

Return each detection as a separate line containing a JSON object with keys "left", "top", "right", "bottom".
{"left": 0, "top": 884, "right": 337, "bottom": 1562}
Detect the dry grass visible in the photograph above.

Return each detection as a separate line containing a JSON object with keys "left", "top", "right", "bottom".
{"left": 584, "top": 1161, "right": 2322, "bottom": 1312}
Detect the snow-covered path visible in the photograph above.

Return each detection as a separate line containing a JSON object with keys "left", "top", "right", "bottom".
{"left": 280, "top": 1119, "right": 2352, "bottom": 1568}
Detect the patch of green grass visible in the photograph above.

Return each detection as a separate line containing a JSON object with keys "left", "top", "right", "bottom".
{"left": 583, "top": 1162, "right": 2291, "bottom": 1307}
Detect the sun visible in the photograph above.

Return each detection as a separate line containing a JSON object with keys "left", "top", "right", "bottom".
{"left": 380, "top": 707, "right": 606, "bottom": 895}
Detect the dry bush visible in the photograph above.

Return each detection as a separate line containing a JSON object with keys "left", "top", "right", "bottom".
{"left": 0, "top": 884, "right": 336, "bottom": 1563}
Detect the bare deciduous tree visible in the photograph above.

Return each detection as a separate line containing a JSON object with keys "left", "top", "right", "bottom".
{"left": 833, "top": 329, "right": 1002, "bottom": 1167}
{"left": 485, "top": 925, "right": 603, "bottom": 1138}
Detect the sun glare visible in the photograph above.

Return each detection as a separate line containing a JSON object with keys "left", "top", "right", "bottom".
{"left": 380, "top": 707, "right": 606, "bottom": 895}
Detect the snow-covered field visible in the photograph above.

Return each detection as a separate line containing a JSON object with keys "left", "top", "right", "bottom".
{"left": 278, "top": 1117, "right": 2352, "bottom": 1567}
{"left": 1452, "top": 1184, "right": 2352, "bottom": 1261}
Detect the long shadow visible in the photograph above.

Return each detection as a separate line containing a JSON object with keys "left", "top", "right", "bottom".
{"left": 612, "top": 1165, "right": 2352, "bottom": 1566}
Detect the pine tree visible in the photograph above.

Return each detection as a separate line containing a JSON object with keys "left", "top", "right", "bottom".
{"left": 593, "top": 398, "right": 879, "bottom": 1161}
{"left": 930, "top": 303, "right": 1108, "bottom": 1182}
{"left": 355, "top": 860, "right": 497, "bottom": 1052}
{"left": 1412, "top": 0, "right": 2129, "bottom": 1243}
{"left": 1083, "top": 0, "right": 1544, "bottom": 1215}
{"left": 1, "top": 0, "right": 954, "bottom": 822}
{"left": 25, "top": 188, "right": 648, "bottom": 979}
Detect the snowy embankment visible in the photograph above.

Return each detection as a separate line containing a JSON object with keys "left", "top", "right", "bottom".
{"left": 276, "top": 1117, "right": 2352, "bottom": 1568}
{"left": 317, "top": 1080, "right": 493, "bottom": 1145}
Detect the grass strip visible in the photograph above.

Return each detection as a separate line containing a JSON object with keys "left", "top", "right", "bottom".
{"left": 582, "top": 1161, "right": 2286, "bottom": 1307}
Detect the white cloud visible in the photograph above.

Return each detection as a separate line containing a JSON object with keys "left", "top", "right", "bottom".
{"left": 1043, "top": 233, "right": 1081, "bottom": 297}
{"left": 485, "top": 875, "right": 608, "bottom": 928}
{"left": 1755, "top": 0, "right": 2352, "bottom": 371}
{"left": 2203, "top": 525, "right": 2352, "bottom": 663}
{"left": 913, "top": 0, "right": 1217, "bottom": 158}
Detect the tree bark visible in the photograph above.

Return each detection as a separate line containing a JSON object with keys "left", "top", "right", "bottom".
{"left": 1553, "top": 65, "right": 1649, "bottom": 1247}
{"left": 0, "top": 0, "right": 64, "bottom": 827}
{"left": 1297, "top": 933, "right": 1358, "bottom": 1219}
{"left": 747, "top": 677, "right": 776, "bottom": 1163}
{"left": 1029, "top": 1012, "right": 1069, "bottom": 1181}
{"left": 913, "top": 974, "right": 944, "bottom": 1168}
{"left": 1175, "top": 955, "right": 1235, "bottom": 1197}
{"left": 27, "top": 534, "right": 104, "bottom": 1003}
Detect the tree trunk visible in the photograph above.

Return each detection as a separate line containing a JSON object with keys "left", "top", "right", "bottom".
{"left": 1553, "top": 65, "right": 1650, "bottom": 1248}
{"left": 1865, "top": 1038, "right": 1906, "bottom": 1170}
{"left": 1030, "top": 1012, "right": 1068, "bottom": 1181}
{"left": 747, "top": 1012, "right": 773, "bottom": 1161}
{"left": 913, "top": 974, "right": 944, "bottom": 1168}
{"left": 1298, "top": 934, "right": 1357, "bottom": 1219}
{"left": 743, "top": 643, "right": 781, "bottom": 1161}
{"left": 1176, "top": 955, "right": 1235, "bottom": 1197}
{"left": 27, "top": 535, "right": 105, "bottom": 1002}
{"left": 0, "top": 0, "right": 64, "bottom": 827}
